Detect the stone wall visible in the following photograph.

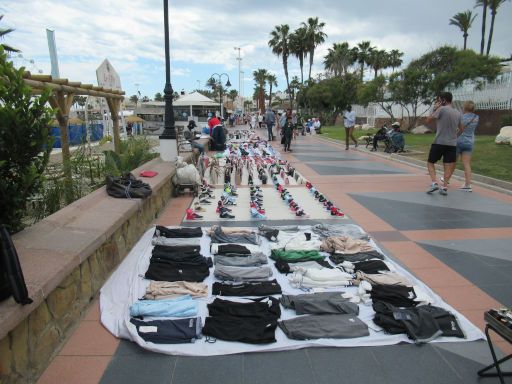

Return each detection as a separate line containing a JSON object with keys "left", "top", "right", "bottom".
{"left": 0, "top": 156, "right": 178, "bottom": 384}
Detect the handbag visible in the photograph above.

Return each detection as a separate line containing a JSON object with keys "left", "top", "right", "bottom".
{"left": 106, "top": 173, "right": 152, "bottom": 199}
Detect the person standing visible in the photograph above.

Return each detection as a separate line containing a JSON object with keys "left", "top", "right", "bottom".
{"left": 208, "top": 112, "right": 221, "bottom": 136}
{"left": 425, "top": 92, "right": 463, "bottom": 196}
{"left": 258, "top": 112, "right": 263, "bottom": 128}
{"left": 457, "top": 101, "right": 479, "bottom": 192}
{"left": 265, "top": 108, "right": 276, "bottom": 141}
{"left": 282, "top": 115, "right": 294, "bottom": 152}
{"left": 343, "top": 106, "right": 357, "bottom": 150}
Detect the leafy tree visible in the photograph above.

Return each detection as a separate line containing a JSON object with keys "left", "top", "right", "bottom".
{"left": 0, "top": 48, "right": 54, "bottom": 233}
{"left": 253, "top": 69, "right": 268, "bottom": 112}
{"left": 154, "top": 92, "right": 164, "bottom": 101}
{"left": 141, "top": 95, "right": 150, "bottom": 102}
{"left": 289, "top": 26, "right": 308, "bottom": 84}
{"left": 476, "top": 0, "right": 510, "bottom": 55}
{"left": 0, "top": 15, "right": 19, "bottom": 53}
{"left": 388, "top": 49, "right": 404, "bottom": 71}
{"left": 266, "top": 73, "right": 277, "bottom": 107}
{"left": 358, "top": 75, "right": 397, "bottom": 121}
{"left": 269, "top": 24, "right": 291, "bottom": 103}
{"left": 129, "top": 94, "right": 139, "bottom": 104}
{"left": 449, "top": 10, "right": 477, "bottom": 50}
{"left": 302, "top": 17, "right": 327, "bottom": 82}
{"left": 73, "top": 95, "right": 87, "bottom": 109}
{"left": 228, "top": 89, "right": 238, "bottom": 105}
{"left": 368, "top": 49, "right": 390, "bottom": 79}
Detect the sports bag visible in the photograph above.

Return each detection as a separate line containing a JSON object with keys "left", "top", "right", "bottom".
{"left": 106, "top": 173, "right": 152, "bottom": 199}
{"left": 0, "top": 225, "right": 33, "bottom": 305}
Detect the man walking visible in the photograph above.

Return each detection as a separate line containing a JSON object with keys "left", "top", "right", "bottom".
{"left": 343, "top": 106, "right": 357, "bottom": 150}
{"left": 265, "top": 108, "right": 276, "bottom": 141}
{"left": 425, "top": 92, "right": 463, "bottom": 196}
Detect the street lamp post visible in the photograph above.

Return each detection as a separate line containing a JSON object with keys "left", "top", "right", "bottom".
{"left": 209, "top": 73, "right": 231, "bottom": 120}
{"left": 159, "top": 0, "right": 178, "bottom": 161}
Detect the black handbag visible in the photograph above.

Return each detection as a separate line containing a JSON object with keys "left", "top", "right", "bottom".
{"left": 106, "top": 173, "right": 152, "bottom": 199}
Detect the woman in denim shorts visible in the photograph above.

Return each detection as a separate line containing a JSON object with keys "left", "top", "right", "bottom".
{"left": 457, "top": 101, "right": 479, "bottom": 192}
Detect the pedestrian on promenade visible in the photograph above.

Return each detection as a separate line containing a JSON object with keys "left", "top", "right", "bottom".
{"left": 282, "top": 115, "right": 295, "bottom": 152}
{"left": 265, "top": 108, "right": 276, "bottom": 141}
{"left": 250, "top": 113, "right": 257, "bottom": 130}
{"left": 258, "top": 112, "right": 263, "bottom": 128}
{"left": 457, "top": 101, "right": 479, "bottom": 192}
{"left": 425, "top": 91, "right": 463, "bottom": 196}
{"left": 343, "top": 106, "right": 358, "bottom": 150}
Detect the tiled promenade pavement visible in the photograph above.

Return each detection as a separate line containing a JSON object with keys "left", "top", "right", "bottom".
{"left": 38, "top": 126, "right": 512, "bottom": 384}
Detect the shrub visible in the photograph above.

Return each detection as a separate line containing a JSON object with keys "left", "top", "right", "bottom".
{"left": 0, "top": 47, "right": 54, "bottom": 233}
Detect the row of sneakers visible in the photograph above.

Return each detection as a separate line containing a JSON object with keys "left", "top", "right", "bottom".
{"left": 217, "top": 182, "right": 237, "bottom": 219}
{"left": 272, "top": 175, "right": 308, "bottom": 217}
{"left": 305, "top": 181, "right": 345, "bottom": 217}
{"left": 185, "top": 181, "right": 215, "bottom": 220}
{"left": 249, "top": 182, "right": 266, "bottom": 219}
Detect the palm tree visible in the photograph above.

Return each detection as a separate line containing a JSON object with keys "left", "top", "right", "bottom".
{"left": 129, "top": 95, "right": 139, "bottom": 104}
{"left": 269, "top": 24, "right": 291, "bottom": 103}
{"left": 356, "top": 41, "right": 373, "bottom": 80}
{"left": 266, "top": 73, "right": 278, "bottom": 107}
{"left": 449, "top": 10, "right": 477, "bottom": 50}
{"left": 475, "top": 0, "right": 488, "bottom": 55}
{"left": 154, "top": 92, "right": 164, "bottom": 101}
{"left": 388, "top": 49, "right": 404, "bottom": 72}
{"left": 302, "top": 17, "right": 327, "bottom": 81}
{"left": 253, "top": 69, "right": 268, "bottom": 113}
{"left": 0, "top": 15, "right": 20, "bottom": 53}
{"left": 289, "top": 26, "right": 308, "bottom": 84}
{"left": 324, "top": 42, "right": 356, "bottom": 77}
{"left": 368, "top": 49, "right": 390, "bottom": 79}
{"left": 476, "top": 0, "right": 509, "bottom": 55}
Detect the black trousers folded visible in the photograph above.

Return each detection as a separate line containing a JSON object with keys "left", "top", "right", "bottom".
{"left": 155, "top": 226, "right": 203, "bottom": 238}
{"left": 145, "top": 261, "right": 210, "bottom": 282}
{"left": 130, "top": 317, "right": 201, "bottom": 344}
{"left": 202, "top": 316, "right": 278, "bottom": 344}
{"left": 212, "top": 280, "right": 282, "bottom": 296}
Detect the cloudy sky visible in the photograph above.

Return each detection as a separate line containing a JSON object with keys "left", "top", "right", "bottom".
{"left": 1, "top": 0, "right": 511, "bottom": 99}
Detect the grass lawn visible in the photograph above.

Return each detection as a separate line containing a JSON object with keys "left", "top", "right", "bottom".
{"left": 319, "top": 125, "right": 512, "bottom": 182}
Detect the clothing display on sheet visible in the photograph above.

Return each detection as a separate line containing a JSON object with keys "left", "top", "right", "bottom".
{"left": 284, "top": 236, "right": 322, "bottom": 252}
{"left": 210, "top": 243, "right": 263, "bottom": 256}
{"left": 144, "top": 281, "right": 208, "bottom": 300}
{"left": 202, "top": 297, "right": 280, "bottom": 344}
{"left": 214, "top": 254, "right": 268, "bottom": 267}
{"left": 270, "top": 249, "right": 325, "bottom": 263}
{"left": 155, "top": 226, "right": 203, "bottom": 238}
{"left": 152, "top": 236, "right": 202, "bottom": 247}
{"left": 353, "top": 271, "right": 412, "bottom": 287}
{"left": 208, "top": 225, "right": 260, "bottom": 245}
{"left": 280, "top": 292, "right": 359, "bottom": 315}
{"left": 130, "top": 317, "right": 202, "bottom": 344}
{"left": 278, "top": 314, "right": 369, "bottom": 340}
{"left": 130, "top": 295, "right": 198, "bottom": 318}
{"left": 372, "top": 301, "right": 465, "bottom": 343}
{"left": 214, "top": 264, "right": 273, "bottom": 281}
{"left": 289, "top": 267, "right": 353, "bottom": 289}
{"left": 320, "top": 236, "right": 375, "bottom": 254}
{"left": 212, "top": 279, "right": 282, "bottom": 296}
{"left": 274, "top": 259, "right": 332, "bottom": 274}
{"left": 369, "top": 284, "right": 418, "bottom": 307}
{"left": 312, "top": 223, "right": 369, "bottom": 240}
{"left": 329, "top": 251, "right": 384, "bottom": 264}
{"left": 257, "top": 226, "right": 280, "bottom": 241}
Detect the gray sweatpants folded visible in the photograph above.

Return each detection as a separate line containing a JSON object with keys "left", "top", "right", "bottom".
{"left": 280, "top": 292, "right": 359, "bottom": 315}
{"left": 152, "top": 236, "right": 202, "bottom": 247}
{"left": 215, "top": 254, "right": 268, "bottom": 267}
{"left": 278, "top": 314, "right": 369, "bottom": 340}
{"left": 214, "top": 265, "right": 273, "bottom": 281}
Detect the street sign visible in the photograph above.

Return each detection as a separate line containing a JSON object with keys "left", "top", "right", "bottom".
{"left": 96, "top": 59, "right": 122, "bottom": 91}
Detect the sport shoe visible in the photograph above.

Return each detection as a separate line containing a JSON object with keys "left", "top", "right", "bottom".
{"left": 426, "top": 183, "right": 439, "bottom": 194}
{"left": 199, "top": 197, "right": 212, "bottom": 204}
{"left": 440, "top": 177, "right": 450, "bottom": 185}
{"left": 439, "top": 187, "right": 448, "bottom": 196}
{"left": 459, "top": 185, "right": 472, "bottom": 192}
{"left": 220, "top": 211, "right": 235, "bottom": 219}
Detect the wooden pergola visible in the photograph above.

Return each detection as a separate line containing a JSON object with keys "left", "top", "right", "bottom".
{"left": 22, "top": 72, "right": 125, "bottom": 202}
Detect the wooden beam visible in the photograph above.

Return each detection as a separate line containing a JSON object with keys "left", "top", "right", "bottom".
{"left": 22, "top": 78, "right": 124, "bottom": 98}
{"left": 106, "top": 98, "right": 122, "bottom": 154}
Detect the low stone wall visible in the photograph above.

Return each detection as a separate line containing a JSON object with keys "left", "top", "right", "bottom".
{"left": 0, "top": 155, "right": 184, "bottom": 384}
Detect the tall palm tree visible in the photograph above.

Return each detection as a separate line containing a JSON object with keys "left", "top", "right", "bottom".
{"left": 388, "top": 49, "right": 404, "bottom": 72}
{"left": 356, "top": 41, "right": 373, "bottom": 80}
{"left": 476, "top": 0, "right": 509, "bottom": 55}
{"left": 302, "top": 17, "right": 327, "bottom": 82}
{"left": 269, "top": 24, "right": 291, "bottom": 103}
{"left": 253, "top": 69, "right": 268, "bottom": 113}
{"left": 368, "top": 49, "right": 390, "bottom": 79}
{"left": 289, "top": 26, "right": 308, "bottom": 84}
{"left": 475, "top": 0, "right": 488, "bottom": 55}
{"left": 266, "top": 73, "right": 278, "bottom": 108}
{"left": 324, "top": 42, "right": 356, "bottom": 77}
{"left": 449, "top": 10, "right": 477, "bottom": 50}
{"left": 0, "top": 15, "right": 20, "bottom": 53}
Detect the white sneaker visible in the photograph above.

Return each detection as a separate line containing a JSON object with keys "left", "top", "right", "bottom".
{"left": 459, "top": 185, "right": 472, "bottom": 192}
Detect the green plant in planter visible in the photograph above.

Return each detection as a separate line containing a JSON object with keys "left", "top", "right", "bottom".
{"left": 104, "top": 135, "right": 157, "bottom": 176}
{"left": 0, "top": 47, "right": 54, "bottom": 233}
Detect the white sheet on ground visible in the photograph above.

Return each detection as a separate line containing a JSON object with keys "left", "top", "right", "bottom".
{"left": 100, "top": 225, "right": 484, "bottom": 356}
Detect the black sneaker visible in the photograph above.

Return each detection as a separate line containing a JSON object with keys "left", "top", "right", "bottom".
{"left": 199, "top": 197, "right": 212, "bottom": 204}
{"left": 220, "top": 211, "right": 235, "bottom": 219}
{"left": 426, "top": 183, "right": 439, "bottom": 194}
